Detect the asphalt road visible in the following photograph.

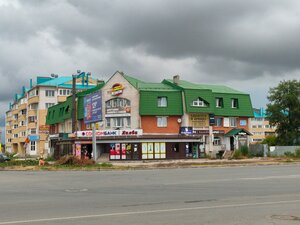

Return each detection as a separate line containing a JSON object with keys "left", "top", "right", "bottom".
{"left": 0, "top": 165, "right": 300, "bottom": 225}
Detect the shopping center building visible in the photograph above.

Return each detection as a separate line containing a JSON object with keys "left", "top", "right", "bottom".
{"left": 46, "top": 71, "right": 254, "bottom": 160}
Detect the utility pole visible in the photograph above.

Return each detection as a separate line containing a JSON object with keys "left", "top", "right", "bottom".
{"left": 72, "top": 74, "right": 77, "bottom": 133}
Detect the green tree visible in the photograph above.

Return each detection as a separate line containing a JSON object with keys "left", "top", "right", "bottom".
{"left": 266, "top": 80, "right": 300, "bottom": 145}
{"left": 261, "top": 135, "right": 277, "bottom": 146}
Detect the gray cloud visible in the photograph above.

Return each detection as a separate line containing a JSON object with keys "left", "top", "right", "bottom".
{"left": 1, "top": 0, "right": 300, "bottom": 142}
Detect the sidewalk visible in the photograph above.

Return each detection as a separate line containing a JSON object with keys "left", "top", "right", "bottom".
{"left": 102, "top": 157, "right": 300, "bottom": 169}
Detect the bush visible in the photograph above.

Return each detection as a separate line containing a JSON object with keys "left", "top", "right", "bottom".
{"left": 240, "top": 146, "right": 249, "bottom": 156}
{"left": 55, "top": 155, "right": 95, "bottom": 166}
{"left": 261, "top": 135, "right": 277, "bottom": 146}
{"left": 295, "top": 148, "right": 300, "bottom": 158}
{"left": 284, "top": 151, "right": 295, "bottom": 158}
{"left": 0, "top": 160, "right": 39, "bottom": 167}
{"left": 232, "top": 149, "right": 243, "bottom": 159}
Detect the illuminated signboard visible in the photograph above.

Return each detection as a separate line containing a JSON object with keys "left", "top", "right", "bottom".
{"left": 111, "top": 83, "right": 124, "bottom": 96}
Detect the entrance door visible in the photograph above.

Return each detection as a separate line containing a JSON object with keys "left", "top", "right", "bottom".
{"left": 230, "top": 137, "right": 235, "bottom": 150}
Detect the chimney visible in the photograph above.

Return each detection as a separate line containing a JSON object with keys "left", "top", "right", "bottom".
{"left": 173, "top": 75, "right": 180, "bottom": 84}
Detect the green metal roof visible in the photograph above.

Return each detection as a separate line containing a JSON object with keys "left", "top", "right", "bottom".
{"left": 225, "top": 128, "right": 252, "bottom": 137}
{"left": 46, "top": 83, "right": 105, "bottom": 125}
{"left": 163, "top": 79, "right": 246, "bottom": 94}
{"left": 139, "top": 90, "right": 183, "bottom": 116}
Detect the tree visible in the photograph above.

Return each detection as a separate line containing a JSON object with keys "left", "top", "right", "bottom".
{"left": 266, "top": 80, "right": 300, "bottom": 145}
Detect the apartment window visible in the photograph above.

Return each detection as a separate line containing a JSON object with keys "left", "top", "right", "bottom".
{"left": 258, "top": 125, "right": 263, "bottom": 128}
{"left": 20, "top": 109, "right": 26, "bottom": 115}
{"left": 14, "top": 114, "right": 18, "bottom": 120}
{"left": 7, "top": 138, "right": 12, "bottom": 143}
{"left": 45, "top": 90, "right": 55, "bottom": 97}
{"left": 29, "top": 129, "right": 37, "bottom": 134}
{"left": 29, "top": 89, "right": 39, "bottom": 98}
{"left": 192, "top": 98, "right": 207, "bottom": 107}
{"left": 157, "top": 97, "right": 167, "bottom": 107}
{"left": 19, "top": 121, "right": 25, "bottom": 126}
{"left": 265, "top": 125, "right": 270, "bottom": 128}
{"left": 213, "top": 137, "right": 222, "bottom": 145}
{"left": 157, "top": 116, "right": 168, "bottom": 127}
{"left": 216, "top": 98, "right": 223, "bottom": 108}
{"left": 215, "top": 117, "right": 223, "bottom": 127}
{"left": 106, "top": 98, "right": 131, "bottom": 109}
{"left": 231, "top": 98, "right": 238, "bottom": 108}
{"left": 7, "top": 130, "right": 12, "bottom": 134}
{"left": 13, "top": 124, "right": 18, "bottom": 129}
{"left": 13, "top": 134, "right": 18, "bottom": 138}
{"left": 20, "top": 131, "right": 26, "bottom": 137}
{"left": 229, "top": 117, "right": 237, "bottom": 127}
{"left": 29, "top": 103, "right": 38, "bottom": 110}
{"left": 28, "top": 116, "right": 37, "bottom": 123}
{"left": 45, "top": 103, "right": 55, "bottom": 109}
{"left": 30, "top": 141, "right": 36, "bottom": 151}
{"left": 252, "top": 125, "right": 257, "bottom": 128}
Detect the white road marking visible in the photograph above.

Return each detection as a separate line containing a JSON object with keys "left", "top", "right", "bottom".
{"left": 1, "top": 199, "right": 300, "bottom": 224}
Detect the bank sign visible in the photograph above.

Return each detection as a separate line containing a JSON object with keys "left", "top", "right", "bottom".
{"left": 76, "top": 129, "right": 143, "bottom": 137}
{"left": 84, "top": 91, "right": 102, "bottom": 124}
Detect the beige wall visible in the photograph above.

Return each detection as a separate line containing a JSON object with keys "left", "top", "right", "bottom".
{"left": 101, "top": 72, "right": 141, "bottom": 129}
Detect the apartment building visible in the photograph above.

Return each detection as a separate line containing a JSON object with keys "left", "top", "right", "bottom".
{"left": 46, "top": 71, "right": 253, "bottom": 160}
{"left": 5, "top": 73, "right": 99, "bottom": 157}
{"left": 249, "top": 107, "right": 276, "bottom": 143}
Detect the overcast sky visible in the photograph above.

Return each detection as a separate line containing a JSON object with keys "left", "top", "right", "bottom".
{"left": 1, "top": 0, "right": 300, "bottom": 142}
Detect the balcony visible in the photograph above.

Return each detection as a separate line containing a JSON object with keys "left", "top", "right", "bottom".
{"left": 18, "top": 103, "right": 27, "bottom": 111}
{"left": 28, "top": 96, "right": 39, "bottom": 105}
{"left": 27, "top": 122, "right": 37, "bottom": 129}
{"left": 28, "top": 110, "right": 37, "bottom": 117}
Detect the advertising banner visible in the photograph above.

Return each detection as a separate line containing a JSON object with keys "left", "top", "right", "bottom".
{"left": 84, "top": 91, "right": 102, "bottom": 124}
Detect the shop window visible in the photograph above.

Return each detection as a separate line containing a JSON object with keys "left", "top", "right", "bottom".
{"left": 157, "top": 97, "right": 167, "bottom": 107}
{"left": 172, "top": 143, "right": 179, "bottom": 152}
{"left": 30, "top": 141, "right": 36, "bottom": 151}
{"left": 231, "top": 98, "right": 238, "bottom": 108}
{"left": 213, "top": 137, "right": 222, "bottom": 145}
{"left": 216, "top": 98, "right": 223, "bottom": 108}
{"left": 157, "top": 116, "right": 167, "bottom": 127}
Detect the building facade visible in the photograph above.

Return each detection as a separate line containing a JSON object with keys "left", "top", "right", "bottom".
{"left": 249, "top": 108, "right": 276, "bottom": 143}
{"left": 46, "top": 72, "right": 254, "bottom": 160}
{"left": 5, "top": 73, "right": 99, "bottom": 157}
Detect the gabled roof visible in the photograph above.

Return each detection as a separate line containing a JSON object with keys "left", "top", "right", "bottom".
{"left": 225, "top": 128, "right": 252, "bottom": 137}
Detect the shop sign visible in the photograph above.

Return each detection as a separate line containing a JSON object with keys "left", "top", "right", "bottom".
{"left": 213, "top": 130, "right": 225, "bottom": 134}
{"left": 193, "top": 129, "right": 209, "bottom": 135}
{"left": 76, "top": 129, "right": 143, "bottom": 137}
{"left": 238, "top": 132, "right": 247, "bottom": 135}
{"left": 84, "top": 91, "right": 102, "bottom": 124}
{"left": 39, "top": 125, "right": 49, "bottom": 134}
{"left": 111, "top": 83, "right": 124, "bottom": 96}
{"left": 180, "top": 127, "right": 193, "bottom": 135}
{"left": 49, "top": 134, "right": 59, "bottom": 138}
{"left": 209, "top": 114, "right": 215, "bottom": 126}
{"left": 28, "top": 135, "right": 40, "bottom": 141}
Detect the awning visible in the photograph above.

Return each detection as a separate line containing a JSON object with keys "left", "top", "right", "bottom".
{"left": 225, "top": 128, "right": 252, "bottom": 137}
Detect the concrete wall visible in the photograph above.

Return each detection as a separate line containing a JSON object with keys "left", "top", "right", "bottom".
{"left": 269, "top": 146, "right": 300, "bottom": 156}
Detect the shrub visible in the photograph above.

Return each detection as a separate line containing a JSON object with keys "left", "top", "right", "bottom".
{"left": 284, "top": 151, "right": 295, "bottom": 158}
{"left": 55, "top": 155, "right": 95, "bottom": 166}
{"left": 261, "top": 135, "right": 277, "bottom": 146}
{"left": 0, "top": 160, "right": 39, "bottom": 167}
{"left": 100, "top": 162, "right": 113, "bottom": 167}
{"left": 295, "top": 148, "right": 300, "bottom": 158}
{"left": 240, "top": 146, "right": 249, "bottom": 156}
{"left": 232, "top": 149, "right": 243, "bottom": 159}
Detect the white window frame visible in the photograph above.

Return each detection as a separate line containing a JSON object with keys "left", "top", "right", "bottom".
{"left": 30, "top": 141, "right": 36, "bottom": 151}
{"left": 215, "top": 117, "right": 223, "bottom": 127}
{"left": 231, "top": 98, "right": 238, "bottom": 108}
{"left": 213, "top": 136, "right": 222, "bottom": 145}
{"left": 158, "top": 97, "right": 167, "bottom": 107}
{"left": 45, "top": 103, "right": 55, "bottom": 109}
{"left": 229, "top": 117, "right": 237, "bottom": 127}
{"left": 216, "top": 98, "right": 223, "bottom": 108}
{"left": 192, "top": 98, "right": 207, "bottom": 107}
{"left": 157, "top": 116, "right": 168, "bottom": 127}
{"left": 45, "top": 90, "right": 55, "bottom": 97}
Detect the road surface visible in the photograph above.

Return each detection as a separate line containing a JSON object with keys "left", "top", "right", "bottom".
{"left": 0, "top": 165, "right": 300, "bottom": 224}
